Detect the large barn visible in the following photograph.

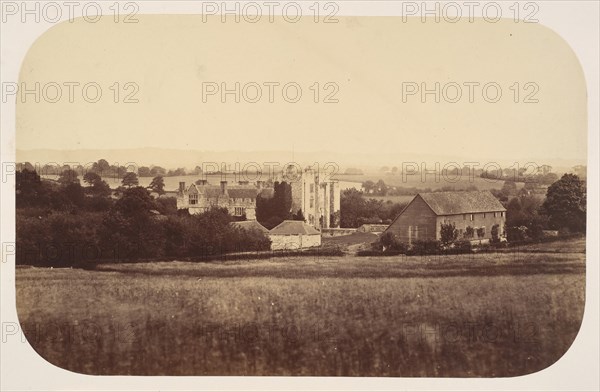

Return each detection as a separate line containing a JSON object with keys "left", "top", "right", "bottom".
{"left": 384, "top": 191, "right": 506, "bottom": 243}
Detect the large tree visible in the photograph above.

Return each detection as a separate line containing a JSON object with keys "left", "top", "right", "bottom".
{"left": 505, "top": 194, "right": 547, "bottom": 241}
{"left": 58, "top": 169, "right": 79, "bottom": 185}
{"left": 440, "top": 222, "right": 458, "bottom": 246}
{"left": 83, "top": 172, "right": 111, "bottom": 197}
{"left": 541, "top": 174, "right": 586, "bottom": 233}
{"left": 122, "top": 172, "right": 139, "bottom": 188}
{"left": 256, "top": 181, "right": 293, "bottom": 229}
{"left": 148, "top": 176, "right": 165, "bottom": 195}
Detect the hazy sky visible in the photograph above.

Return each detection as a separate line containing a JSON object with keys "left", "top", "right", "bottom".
{"left": 17, "top": 16, "right": 586, "bottom": 162}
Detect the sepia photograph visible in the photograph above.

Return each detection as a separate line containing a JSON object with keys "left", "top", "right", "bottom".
{"left": 1, "top": 1, "right": 598, "bottom": 390}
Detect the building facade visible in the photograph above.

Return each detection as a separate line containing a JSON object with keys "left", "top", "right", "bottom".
{"left": 384, "top": 191, "right": 506, "bottom": 243}
{"left": 282, "top": 166, "right": 341, "bottom": 229}
{"left": 176, "top": 180, "right": 261, "bottom": 219}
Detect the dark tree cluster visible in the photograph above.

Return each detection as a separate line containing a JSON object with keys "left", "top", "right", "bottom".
{"left": 256, "top": 181, "right": 302, "bottom": 229}
{"left": 340, "top": 189, "right": 407, "bottom": 228}
{"left": 16, "top": 170, "right": 270, "bottom": 267}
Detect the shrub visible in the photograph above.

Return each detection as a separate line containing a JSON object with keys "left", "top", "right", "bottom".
{"left": 408, "top": 240, "right": 441, "bottom": 256}
{"left": 453, "top": 239, "right": 472, "bottom": 253}
{"left": 464, "top": 226, "right": 475, "bottom": 239}
{"left": 440, "top": 222, "right": 458, "bottom": 246}
{"left": 491, "top": 224, "right": 500, "bottom": 244}
{"left": 379, "top": 231, "right": 408, "bottom": 253}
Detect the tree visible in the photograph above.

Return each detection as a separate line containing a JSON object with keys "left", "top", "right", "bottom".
{"left": 362, "top": 180, "right": 375, "bottom": 194}
{"left": 122, "top": 172, "right": 139, "bottom": 188}
{"left": 16, "top": 169, "right": 47, "bottom": 207}
{"left": 501, "top": 181, "right": 517, "bottom": 197}
{"left": 379, "top": 231, "right": 407, "bottom": 253}
{"left": 63, "top": 182, "right": 85, "bottom": 207}
{"left": 256, "top": 181, "right": 293, "bottom": 228}
{"left": 505, "top": 194, "right": 547, "bottom": 241}
{"left": 292, "top": 209, "right": 305, "bottom": 222}
{"left": 97, "top": 159, "right": 110, "bottom": 172}
{"left": 541, "top": 174, "right": 586, "bottom": 233}
{"left": 138, "top": 166, "right": 151, "bottom": 177}
{"left": 340, "top": 188, "right": 366, "bottom": 227}
{"left": 148, "top": 176, "right": 165, "bottom": 195}
{"left": 83, "top": 172, "right": 102, "bottom": 186}
{"left": 464, "top": 226, "right": 474, "bottom": 239}
{"left": 375, "top": 180, "right": 388, "bottom": 196}
{"left": 476, "top": 227, "right": 486, "bottom": 239}
{"left": 149, "top": 166, "right": 166, "bottom": 177}
{"left": 491, "top": 224, "right": 501, "bottom": 243}
{"left": 440, "top": 222, "right": 458, "bottom": 247}
{"left": 58, "top": 169, "right": 79, "bottom": 185}
{"left": 100, "top": 187, "right": 163, "bottom": 260}
{"left": 114, "top": 186, "right": 155, "bottom": 217}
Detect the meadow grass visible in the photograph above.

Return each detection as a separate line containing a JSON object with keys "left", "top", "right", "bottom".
{"left": 16, "top": 241, "right": 585, "bottom": 376}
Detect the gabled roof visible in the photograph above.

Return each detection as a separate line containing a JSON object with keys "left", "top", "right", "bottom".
{"left": 270, "top": 220, "right": 321, "bottom": 235}
{"left": 228, "top": 188, "right": 259, "bottom": 199}
{"left": 229, "top": 220, "right": 269, "bottom": 234}
{"left": 418, "top": 191, "right": 506, "bottom": 215}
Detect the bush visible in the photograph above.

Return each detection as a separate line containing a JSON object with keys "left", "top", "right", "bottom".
{"left": 379, "top": 231, "right": 408, "bottom": 253}
{"left": 408, "top": 240, "right": 441, "bottom": 256}
{"left": 491, "top": 224, "right": 500, "bottom": 244}
{"left": 453, "top": 239, "right": 472, "bottom": 253}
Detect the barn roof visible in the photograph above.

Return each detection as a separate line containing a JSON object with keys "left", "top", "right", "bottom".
{"left": 270, "top": 220, "right": 321, "bottom": 235}
{"left": 230, "top": 220, "right": 269, "bottom": 234}
{"left": 418, "top": 191, "right": 506, "bottom": 215}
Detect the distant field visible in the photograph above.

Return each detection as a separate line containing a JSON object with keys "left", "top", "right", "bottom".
{"left": 361, "top": 194, "right": 414, "bottom": 204}
{"left": 16, "top": 238, "right": 585, "bottom": 377}
{"left": 335, "top": 173, "right": 523, "bottom": 191}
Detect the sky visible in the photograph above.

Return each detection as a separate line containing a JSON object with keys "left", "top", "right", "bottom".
{"left": 16, "top": 15, "right": 587, "bottom": 164}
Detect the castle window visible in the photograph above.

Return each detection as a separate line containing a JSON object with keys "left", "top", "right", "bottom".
{"left": 470, "top": 214, "right": 474, "bottom": 221}
{"left": 310, "top": 197, "right": 314, "bottom": 208}
{"left": 483, "top": 213, "right": 486, "bottom": 218}
{"left": 494, "top": 212, "right": 497, "bottom": 218}
{"left": 501, "top": 212, "right": 504, "bottom": 217}
{"left": 463, "top": 214, "right": 466, "bottom": 220}
{"left": 189, "top": 194, "right": 198, "bottom": 205}
{"left": 310, "top": 184, "right": 315, "bottom": 193}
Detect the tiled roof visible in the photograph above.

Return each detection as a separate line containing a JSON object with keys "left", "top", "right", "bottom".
{"left": 230, "top": 220, "right": 269, "bottom": 234}
{"left": 418, "top": 191, "right": 506, "bottom": 215}
{"left": 228, "top": 188, "right": 259, "bottom": 199}
{"left": 196, "top": 186, "right": 223, "bottom": 199}
{"left": 270, "top": 220, "right": 321, "bottom": 235}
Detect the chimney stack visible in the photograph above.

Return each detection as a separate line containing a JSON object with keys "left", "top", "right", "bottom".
{"left": 220, "top": 180, "right": 228, "bottom": 194}
{"left": 179, "top": 182, "right": 186, "bottom": 192}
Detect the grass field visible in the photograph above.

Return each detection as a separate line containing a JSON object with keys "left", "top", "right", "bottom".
{"left": 16, "top": 239, "right": 585, "bottom": 377}
{"left": 361, "top": 194, "right": 415, "bottom": 204}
